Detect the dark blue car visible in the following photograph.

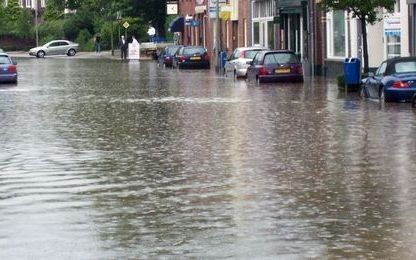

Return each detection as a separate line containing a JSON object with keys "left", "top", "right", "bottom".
{"left": 0, "top": 53, "right": 17, "bottom": 84}
{"left": 361, "top": 57, "right": 416, "bottom": 103}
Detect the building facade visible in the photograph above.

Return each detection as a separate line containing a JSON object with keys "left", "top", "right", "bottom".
{"left": 323, "top": 0, "right": 407, "bottom": 76}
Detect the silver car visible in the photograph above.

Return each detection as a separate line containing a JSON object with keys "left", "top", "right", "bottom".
{"left": 29, "top": 40, "right": 79, "bottom": 58}
{"left": 224, "top": 46, "right": 268, "bottom": 79}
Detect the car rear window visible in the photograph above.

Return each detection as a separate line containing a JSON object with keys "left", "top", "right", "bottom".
{"left": 183, "top": 47, "right": 205, "bottom": 55}
{"left": 264, "top": 53, "right": 298, "bottom": 65}
{"left": 0, "top": 55, "right": 11, "bottom": 64}
{"left": 394, "top": 61, "right": 416, "bottom": 73}
{"left": 244, "top": 50, "right": 261, "bottom": 59}
{"left": 167, "top": 46, "right": 180, "bottom": 55}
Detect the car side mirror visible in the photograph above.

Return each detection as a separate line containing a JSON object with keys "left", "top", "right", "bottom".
{"left": 368, "top": 72, "right": 375, "bottom": 78}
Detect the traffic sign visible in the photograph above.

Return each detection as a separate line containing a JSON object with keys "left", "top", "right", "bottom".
{"left": 123, "top": 21, "right": 130, "bottom": 29}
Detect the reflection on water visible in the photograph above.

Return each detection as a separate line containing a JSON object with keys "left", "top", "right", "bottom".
{"left": 1, "top": 58, "right": 416, "bottom": 258}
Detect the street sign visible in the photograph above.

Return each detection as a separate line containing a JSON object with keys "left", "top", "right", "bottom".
{"left": 123, "top": 21, "right": 130, "bottom": 29}
{"left": 209, "top": 0, "right": 227, "bottom": 18}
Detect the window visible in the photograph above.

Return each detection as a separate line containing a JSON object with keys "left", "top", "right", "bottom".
{"left": 376, "top": 62, "right": 387, "bottom": 76}
{"left": 264, "top": 53, "right": 298, "bottom": 65}
{"left": 253, "top": 52, "right": 261, "bottom": 65}
{"left": 395, "top": 61, "right": 416, "bottom": 73}
{"left": 386, "top": 34, "right": 401, "bottom": 58}
{"left": 253, "top": 22, "right": 260, "bottom": 45}
{"left": 327, "top": 10, "right": 346, "bottom": 58}
{"left": 244, "top": 50, "right": 261, "bottom": 59}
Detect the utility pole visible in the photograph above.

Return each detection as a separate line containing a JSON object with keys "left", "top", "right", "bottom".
{"left": 35, "top": 0, "right": 39, "bottom": 47}
{"left": 215, "top": 0, "right": 220, "bottom": 72}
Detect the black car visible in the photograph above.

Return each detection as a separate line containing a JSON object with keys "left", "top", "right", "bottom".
{"left": 172, "top": 46, "right": 210, "bottom": 69}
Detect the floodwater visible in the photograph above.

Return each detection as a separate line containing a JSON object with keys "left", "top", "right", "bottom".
{"left": 1, "top": 57, "right": 416, "bottom": 259}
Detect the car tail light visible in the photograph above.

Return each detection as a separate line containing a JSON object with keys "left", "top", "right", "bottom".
{"left": 240, "top": 51, "right": 245, "bottom": 58}
{"left": 203, "top": 53, "right": 209, "bottom": 61}
{"left": 259, "top": 67, "right": 268, "bottom": 76}
{"left": 392, "top": 81, "right": 409, "bottom": 88}
{"left": 7, "top": 65, "right": 17, "bottom": 73}
{"left": 178, "top": 56, "right": 186, "bottom": 62}
{"left": 293, "top": 64, "right": 303, "bottom": 74}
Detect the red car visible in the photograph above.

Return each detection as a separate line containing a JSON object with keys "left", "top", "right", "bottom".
{"left": 246, "top": 50, "right": 303, "bottom": 83}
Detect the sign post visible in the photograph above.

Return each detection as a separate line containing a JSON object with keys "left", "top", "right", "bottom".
{"left": 123, "top": 21, "right": 130, "bottom": 38}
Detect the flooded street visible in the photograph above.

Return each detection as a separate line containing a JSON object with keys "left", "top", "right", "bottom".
{"left": 1, "top": 57, "right": 416, "bottom": 259}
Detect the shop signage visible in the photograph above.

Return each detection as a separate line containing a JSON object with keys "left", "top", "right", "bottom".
{"left": 384, "top": 16, "right": 401, "bottom": 36}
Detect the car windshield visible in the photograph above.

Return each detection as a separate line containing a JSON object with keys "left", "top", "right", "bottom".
{"left": 0, "top": 55, "right": 11, "bottom": 64}
{"left": 394, "top": 61, "right": 416, "bottom": 73}
{"left": 183, "top": 47, "right": 205, "bottom": 56}
{"left": 167, "top": 46, "right": 180, "bottom": 55}
{"left": 244, "top": 50, "right": 261, "bottom": 59}
{"left": 264, "top": 53, "right": 298, "bottom": 65}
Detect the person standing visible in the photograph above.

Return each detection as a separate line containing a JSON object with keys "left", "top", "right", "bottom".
{"left": 95, "top": 33, "right": 101, "bottom": 53}
{"left": 119, "top": 35, "right": 128, "bottom": 61}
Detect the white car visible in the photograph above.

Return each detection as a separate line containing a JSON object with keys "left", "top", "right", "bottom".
{"left": 224, "top": 46, "right": 268, "bottom": 79}
{"left": 29, "top": 40, "right": 79, "bottom": 58}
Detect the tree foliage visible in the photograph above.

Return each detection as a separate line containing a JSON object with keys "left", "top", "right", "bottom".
{"left": 0, "top": 0, "right": 167, "bottom": 50}
{"left": 319, "top": 0, "right": 396, "bottom": 73}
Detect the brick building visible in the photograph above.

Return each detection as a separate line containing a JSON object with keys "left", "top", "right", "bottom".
{"left": 175, "top": 0, "right": 251, "bottom": 60}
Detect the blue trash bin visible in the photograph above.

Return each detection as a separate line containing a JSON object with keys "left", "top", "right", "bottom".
{"left": 219, "top": 51, "right": 227, "bottom": 71}
{"left": 343, "top": 58, "right": 361, "bottom": 86}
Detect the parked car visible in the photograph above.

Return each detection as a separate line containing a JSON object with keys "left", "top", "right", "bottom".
{"left": 158, "top": 45, "right": 182, "bottom": 67}
{"left": 29, "top": 40, "right": 79, "bottom": 58}
{"left": 246, "top": 50, "right": 303, "bottom": 83}
{"left": 0, "top": 52, "right": 17, "bottom": 84}
{"left": 172, "top": 46, "right": 210, "bottom": 69}
{"left": 224, "top": 46, "right": 268, "bottom": 78}
{"left": 361, "top": 57, "right": 416, "bottom": 103}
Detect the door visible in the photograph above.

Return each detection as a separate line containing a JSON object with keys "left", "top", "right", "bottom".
{"left": 367, "top": 62, "right": 387, "bottom": 98}
{"left": 232, "top": 21, "right": 238, "bottom": 51}
{"left": 282, "top": 13, "right": 302, "bottom": 59}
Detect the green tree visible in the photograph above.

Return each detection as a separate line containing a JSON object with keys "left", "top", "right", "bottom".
{"left": 319, "top": 0, "right": 396, "bottom": 73}
{"left": 5, "top": 0, "right": 22, "bottom": 22}
{"left": 130, "top": 0, "right": 166, "bottom": 37}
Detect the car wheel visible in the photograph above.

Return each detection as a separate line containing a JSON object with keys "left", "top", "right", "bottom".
{"left": 67, "top": 49, "right": 76, "bottom": 56}
{"left": 360, "top": 85, "right": 368, "bottom": 99}
{"left": 379, "top": 87, "right": 391, "bottom": 103}
{"left": 37, "top": 51, "right": 45, "bottom": 58}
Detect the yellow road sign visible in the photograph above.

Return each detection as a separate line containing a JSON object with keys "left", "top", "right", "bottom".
{"left": 123, "top": 21, "right": 130, "bottom": 29}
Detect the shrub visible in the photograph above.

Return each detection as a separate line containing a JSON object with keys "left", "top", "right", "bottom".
{"left": 76, "top": 29, "right": 94, "bottom": 52}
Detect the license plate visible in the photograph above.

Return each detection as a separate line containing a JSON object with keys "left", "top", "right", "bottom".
{"left": 190, "top": 57, "right": 201, "bottom": 61}
{"left": 276, "top": 68, "right": 290, "bottom": 74}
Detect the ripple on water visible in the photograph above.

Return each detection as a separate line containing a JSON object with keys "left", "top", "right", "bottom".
{"left": 1, "top": 59, "right": 416, "bottom": 259}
